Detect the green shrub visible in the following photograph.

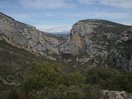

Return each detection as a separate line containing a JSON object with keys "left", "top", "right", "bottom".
{"left": 86, "top": 66, "right": 132, "bottom": 92}
{"left": 21, "top": 61, "right": 100, "bottom": 99}
{"left": 21, "top": 61, "right": 64, "bottom": 92}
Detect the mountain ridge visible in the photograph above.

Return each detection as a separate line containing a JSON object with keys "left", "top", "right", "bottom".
{"left": 0, "top": 12, "right": 132, "bottom": 72}
{"left": 0, "top": 12, "right": 62, "bottom": 56}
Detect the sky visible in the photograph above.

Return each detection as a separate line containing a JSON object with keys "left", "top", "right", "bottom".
{"left": 0, "top": 0, "right": 132, "bottom": 33}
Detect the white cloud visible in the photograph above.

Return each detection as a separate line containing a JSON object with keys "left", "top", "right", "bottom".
{"left": 63, "top": 11, "right": 130, "bottom": 20}
{"left": 100, "top": 0, "right": 132, "bottom": 9}
{"left": 79, "top": 0, "right": 97, "bottom": 4}
{"left": 20, "top": 0, "right": 76, "bottom": 9}
{"left": 93, "top": 12, "right": 130, "bottom": 19}
{"left": 79, "top": 0, "right": 132, "bottom": 8}
{"left": 35, "top": 24, "right": 71, "bottom": 33}
{"left": 83, "top": 11, "right": 132, "bottom": 25}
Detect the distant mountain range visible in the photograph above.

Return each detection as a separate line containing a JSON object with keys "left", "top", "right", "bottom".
{"left": 51, "top": 31, "right": 69, "bottom": 34}
{"left": 44, "top": 26, "right": 70, "bottom": 34}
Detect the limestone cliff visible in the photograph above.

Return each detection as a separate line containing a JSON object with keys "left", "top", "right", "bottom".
{"left": 0, "top": 12, "right": 60, "bottom": 56}
{"left": 61, "top": 19, "right": 132, "bottom": 71}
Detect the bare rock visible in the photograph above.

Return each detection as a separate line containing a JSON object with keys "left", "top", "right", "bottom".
{"left": 61, "top": 19, "right": 132, "bottom": 71}
{"left": 100, "top": 90, "right": 128, "bottom": 99}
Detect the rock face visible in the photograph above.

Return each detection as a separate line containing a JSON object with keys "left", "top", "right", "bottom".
{"left": 100, "top": 90, "right": 132, "bottom": 99}
{"left": 0, "top": 12, "right": 60, "bottom": 56}
{"left": 61, "top": 19, "right": 132, "bottom": 71}
{"left": 0, "top": 12, "right": 132, "bottom": 71}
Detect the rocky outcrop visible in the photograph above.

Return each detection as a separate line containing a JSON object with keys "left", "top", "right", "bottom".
{"left": 61, "top": 19, "right": 132, "bottom": 71}
{"left": 100, "top": 90, "right": 132, "bottom": 99}
{"left": 0, "top": 12, "right": 60, "bottom": 56}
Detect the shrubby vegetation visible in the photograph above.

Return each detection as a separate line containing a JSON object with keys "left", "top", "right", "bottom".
{"left": 0, "top": 61, "right": 132, "bottom": 99}
{"left": 20, "top": 61, "right": 100, "bottom": 99}
{"left": 86, "top": 66, "right": 132, "bottom": 92}
{"left": 20, "top": 62, "right": 132, "bottom": 99}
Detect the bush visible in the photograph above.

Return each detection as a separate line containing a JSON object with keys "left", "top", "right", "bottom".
{"left": 86, "top": 66, "right": 132, "bottom": 92}
{"left": 63, "top": 71, "right": 85, "bottom": 86}
{"left": 117, "top": 72, "right": 132, "bottom": 92}
{"left": 21, "top": 61, "right": 100, "bottom": 99}
{"left": 21, "top": 61, "right": 64, "bottom": 92}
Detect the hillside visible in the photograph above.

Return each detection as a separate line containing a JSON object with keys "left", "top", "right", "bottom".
{"left": 0, "top": 12, "right": 132, "bottom": 99}
{"left": 0, "top": 39, "right": 44, "bottom": 87}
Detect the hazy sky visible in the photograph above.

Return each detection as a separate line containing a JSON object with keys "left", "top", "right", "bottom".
{"left": 0, "top": 0, "right": 132, "bottom": 32}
